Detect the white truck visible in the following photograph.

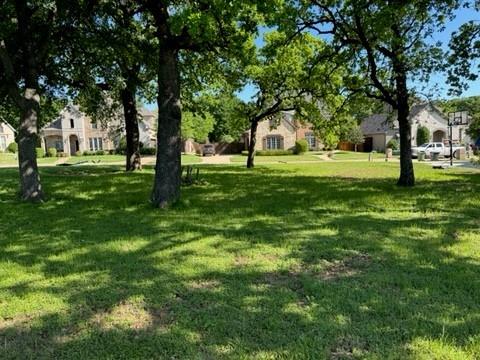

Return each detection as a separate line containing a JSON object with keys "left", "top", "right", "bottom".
{"left": 411, "top": 142, "right": 465, "bottom": 159}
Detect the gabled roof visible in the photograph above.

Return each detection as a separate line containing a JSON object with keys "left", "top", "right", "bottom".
{"left": 0, "top": 120, "right": 16, "bottom": 133}
{"left": 361, "top": 103, "right": 449, "bottom": 135}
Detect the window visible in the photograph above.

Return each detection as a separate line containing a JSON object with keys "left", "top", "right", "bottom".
{"left": 305, "top": 133, "right": 316, "bottom": 149}
{"left": 91, "top": 122, "right": 98, "bottom": 129}
{"left": 89, "top": 137, "right": 104, "bottom": 151}
{"left": 0, "top": 136, "right": 6, "bottom": 151}
{"left": 54, "top": 140, "right": 63, "bottom": 151}
{"left": 70, "top": 119, "right": 74, "bottom": 128}
{"left": 265, "top": 135, "right": 282, "bottom": 150}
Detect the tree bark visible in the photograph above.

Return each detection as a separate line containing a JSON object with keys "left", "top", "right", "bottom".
{"left": 247, "top": 119, "right": 258, "bottom": 168}
{"left": 18, "top": 88, "right": 44, "bottom": 202}
{"left": 120, "top": 86, "right": 141, "bottom": 171}
{"left": 151, "top": 46, "right": 182, "bottom": 208}
{"left": 395, "top": 71, "right": 415, "bottom": 187}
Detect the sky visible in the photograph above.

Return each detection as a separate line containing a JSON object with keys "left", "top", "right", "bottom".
{"left": 236, "top": 5, "right": 480, "bottom": 103}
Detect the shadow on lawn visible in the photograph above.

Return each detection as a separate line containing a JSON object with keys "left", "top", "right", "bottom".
{"left": 0, "top": 165, "right": 479, "bottom": 358}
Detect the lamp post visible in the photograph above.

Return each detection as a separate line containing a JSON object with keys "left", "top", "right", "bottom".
{"left": 447, "top": 111, "right": 469, "bottom": 166}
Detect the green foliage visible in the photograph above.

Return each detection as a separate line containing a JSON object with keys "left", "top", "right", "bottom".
{"left": 95, "top": 150, "right": 105, "bottom": 156}
{"left": 181, "top": 111, "right": 215, "bottom": 143}
{"left": 75, "top": 151, "right": 82, "bottom": 157}
{"left": 416, "top": 126, "right": 430, "bottom": 146}
{"left": 387, "top": 139, "right": 400, "bottom": 150}
{"left": 83, "top": 151, "right": 93, "bottom": 156}
{"left": 47, "top": 148, "right": 57, "bottom": 158}
{"left": 35, "top": 148, "right": 45, "bottom": 158}
{"left": 295, "top": 139, "right": 309, "bottom": 154}
{"left": 6, "top": 142, "right": 17, "bottom": 153}
{"left": 116, "top": 137, "right": 127, "bottom": 154}
{"left": 139, "top": 147, "right": 156, "bottom": 155}
{"left": 343, "top": 126, "right": 365, "bottom": 145}
{"left": 437, "top": 96, "right": 480, "bottom": 139}
{"left": 323, "top": 133, "right": 340, "bottom": 150}
{"left": 448, "top": 18, "right": 480, "bottom": 95}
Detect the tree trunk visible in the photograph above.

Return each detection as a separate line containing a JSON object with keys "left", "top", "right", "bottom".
{"left": 395, "top": 72, "right": 415, "bottom": 186}
{"left": 120, "top": 86, "right": 141, "bottom": 171}
{"left": 18, "top": 88, "right": 43, "bottom": 202}
{"left": 151, "top": 46, "right": 182, "bottom": 208}
{"left": 247, "top": 119, "right": 258, "bottom": 168}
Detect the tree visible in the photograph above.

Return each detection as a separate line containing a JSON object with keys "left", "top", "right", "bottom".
{"left": 240, "top": 31, "right": 348, "bottom": 168}
{"left": 65, "top": 1, "right": 156, "bottom": 171}
{"left": 416, "top": 125, "right": 430, "bottom": 145}
{"left": 447, "top": 1, "right": 480, "bottom": 95}
{"left": 139, "top": 1, "right": 262, "bottom": 207}
{"left": 0, "top": 1, "right": 83, "bottom": 201}
{"left": 296, "top": 0, "right": 459, "bottom": 186}
{"left": 344, "top": 126, "right": 365, "bottom": 152}
{"left": 437, "top": 95, "right": 480, "bottom": 140}
{"left": 181, "top": 111, "right": 215, "bottom": 143}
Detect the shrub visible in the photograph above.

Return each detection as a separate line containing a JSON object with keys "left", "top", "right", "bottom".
{"left": 140, "top": 147, "right": 156, "bottom": 155}
{"left": 117, "top": 136, "right": 127, "bottom": 155}
{"left": 6, "top": 142, "right": 18, "bottom": 153}
{"left": 57, "top": 152, "right": 67, "bottom": 158}
{"left": 83, "top": 150, "right": 93, "bottom": 156}
{"left": 295, "top": 139, "right": 309, "bottom": 154}
{"left": 75, "top": 150, "right": 82, "bottom": 156}
{"left": 241, "top": 150, "right": 250, "bottom": 156}
{"left": 95, "top": 150, "right": 105, "bottom": 155}
{"left": 47, "top": 147, "right": 57, "bottom": 158}
{"left": 416, "top": 126, "right": 430, "bottom": 146}
{"left": 35, "top": 147, "right": 45, "bottom": 158}
{"left": 386, "top": 138, "right": 399, "bottom": 150}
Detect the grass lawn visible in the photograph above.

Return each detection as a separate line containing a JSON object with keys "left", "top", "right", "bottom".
{"left": 181, "top": 154, "right": 202, "bottom": 164}
{"left": 0, "top": 162, "right": 479, "bottom": 358}
{"left": 331, "top": 150, "right": 390, "bottom": 160}
{"left": 66, "top": 154, "right": 126, "bottom": 164}
{"left": 231, "top": 153, "right": 322, "bottom": 163}
{"left": 0, "top": 153, "right": 58, "bottom": 165}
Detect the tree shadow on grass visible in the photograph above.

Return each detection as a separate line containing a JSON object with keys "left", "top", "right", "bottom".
{"left": 0, "top": 165, "right": 479, "bottom": 358}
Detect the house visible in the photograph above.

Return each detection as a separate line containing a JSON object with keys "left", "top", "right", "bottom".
{"left": 360, "top": 103, "right": 470, "bottom": 152}
{"left": 40, "top": 104, "right": 157, "bottom": 155}
{"left": 0, "top": 121, "right": 16, "bottom": 152}
{"left": 245, "top": 112, "right": 322, "bottom": 151}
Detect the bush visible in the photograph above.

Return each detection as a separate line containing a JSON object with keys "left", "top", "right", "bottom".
{"left": 95, "top": 150, "right": 105, "bottom": 155}
{"left": 386, "top": 138, "right": 399, "bottom": 150}
{"left": 295, "top": 139, "right": 309, "bottom": 154}
{"left": 140, "top": 147, "right": 156, "bottom": 155}
{"left": 83, "top": 150, "right": 93, "bottom": 156}
{"left": 35, "top": 147, "right": 45, "bottom": 158}
{"left": 47, "top": 147, "right": 57, "bottom": 158}
{"left": 416, "top": 126, "right": 430, "bottom": 146}
{"left": 117, "top": 136, "right": 127, "bottom": 155}
{"left": 75, "top": 150, "right": 82, "bottom": 156}
{"left": 7, "top": 142, "right": 18, "bottom": 153}
{"left": 57, "top": 152, "right": 68, "bottom": 158}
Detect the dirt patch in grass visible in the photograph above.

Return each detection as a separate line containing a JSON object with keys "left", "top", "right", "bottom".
{"left": 319, "top": 253, "right": 372, "bottom": 281}
{"left": 330, "top": 336, "right": 368, "bottom": 359}
{"left": 91, "top": 300, "right": 171, "bottom": 331}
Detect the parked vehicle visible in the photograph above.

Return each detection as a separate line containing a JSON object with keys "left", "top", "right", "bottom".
{"left": 202, "top": 144, "right": 215, "bottom": 156}
{"left": 411, "top": 142, "right": 465, "bottom": 159}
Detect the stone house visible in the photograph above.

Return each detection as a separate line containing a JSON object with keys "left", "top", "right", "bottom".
{"left": 40, "top": 104, "right": 157, "bottom": 155}
{"left": 0, "top": 121, "right": 16, "bottom": 152}
{"left": 245, "top": 112, "right": 322, "bottom": 151}
{"left": 360, "top": 103, "right": 470, "bottom": 152}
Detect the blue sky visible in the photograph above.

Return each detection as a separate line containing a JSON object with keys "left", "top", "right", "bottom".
{"left": 237, "top": 6, "right": 479, "bottom": 103}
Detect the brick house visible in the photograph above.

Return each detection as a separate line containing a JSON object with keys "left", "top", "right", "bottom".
{"left": 40, "top": 104, "right": 157, "bottom": 155}
{"left": 0, "top": 121, "right": 16, "bottom": 152}
{"left": 244, "top": 112, "right": 322, "bottom": 151}
{"left": 360, "top": 103, "right": 470, "bottom": 152}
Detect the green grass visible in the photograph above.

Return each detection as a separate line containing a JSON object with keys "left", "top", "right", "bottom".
{"left": 67, "top": 155, "right": 126, "bottom": 164}
{"left": 0, "top": 162, "right": 479, "bottom": 359}
{"left": 181, "top": 154, "right": 202, "bottom": 164}
{"left": 0, "top": 153, "right": 58, "bottom": 165}
{"left": 331, "top": 151, "right": 390, "bottom": 160}
{"left": 231, "top": 153, "right": 322, "bottom": 163}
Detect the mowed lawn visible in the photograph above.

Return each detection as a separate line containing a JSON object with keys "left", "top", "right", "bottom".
{"left": 231, "top": 153, "right": 322, "bottom": 163}
{"left": 332, "top": 151, "right": 391, "bottom": 160}
{"left": 0, "top": 162, "right": 479, "bottom": 359}
{"left": 0, "top": 152, "right": 58, "bottom": 165}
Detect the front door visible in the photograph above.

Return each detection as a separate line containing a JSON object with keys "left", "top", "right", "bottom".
{"left": 69, "top": 136, "right": 79, "bottom": 155}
